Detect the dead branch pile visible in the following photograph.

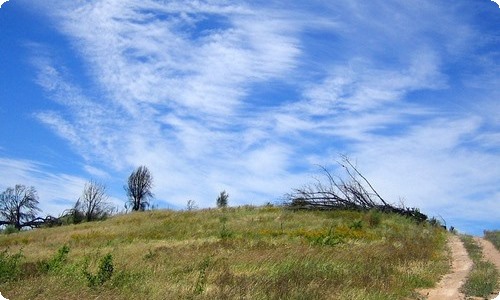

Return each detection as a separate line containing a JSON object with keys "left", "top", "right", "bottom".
{"left": 284, "top": 156, "right": 427, "bottom": 223}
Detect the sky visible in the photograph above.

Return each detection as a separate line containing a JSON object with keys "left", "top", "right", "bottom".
{"left": 0, "top": 0, "right": 499, "bottom": 235}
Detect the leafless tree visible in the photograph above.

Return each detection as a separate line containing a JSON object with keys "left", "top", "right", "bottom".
{"left": 125, "top": 166, "right": 153, "bottom": 211}
{"left": 74, "top": 180, "right": 114, "bottom": 222}
{"left": 0, "top": 185, "right": 41, "bottom": 229}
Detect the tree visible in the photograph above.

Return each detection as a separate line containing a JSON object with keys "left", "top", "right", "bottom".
{"left": 0, "top": 185, "right": 41, "bottom": 229}
{"left": 125, "top": 166, "right": 153, "bottom": 211}
{"left": 216, "top": 190, "right": 229, "bottom": 208}
{"left": 74, "top": 180, "right": 113, "bottom": 222}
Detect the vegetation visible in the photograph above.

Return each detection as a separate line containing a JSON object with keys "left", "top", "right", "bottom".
{"left": 484, "top": 230, "right": 500, "bottom": 251}
{"left": 216, "top": 190, "right": 229, "bottom": 208}
{"left": 125, "top": 166, "right": 154, "bottom": 211}
{"left": 460, "top": 235, "right": 499, "bottom": 298}
{"left": 0, "top": 185, "right": 41, "bottom": 229}
{"left": 0, "top": 206, "right": 449, "bottom": 299}
{"left": 73, "top": 180, "right": 114, "bottom": 223}
{"left": 285, "top": 156, "right": 428, "bottom": 223}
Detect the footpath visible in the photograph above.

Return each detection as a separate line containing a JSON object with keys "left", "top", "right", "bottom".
{"left": 419, "top": 234, "right": 500, "bottom": 300}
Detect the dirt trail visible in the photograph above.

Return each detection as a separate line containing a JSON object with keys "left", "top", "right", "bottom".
{"left": 475, "top": 237, "right": 500, "bottom": 299}
{"left": 474, "top": 237, "right": 500, "bottom": 270}
{"left": 419, "top": 234, "right": 473, "bottom": 300}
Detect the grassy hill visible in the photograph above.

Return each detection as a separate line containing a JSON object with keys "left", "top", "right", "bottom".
{"left": 0, "top": 206, "right": 449, "bottom": 299}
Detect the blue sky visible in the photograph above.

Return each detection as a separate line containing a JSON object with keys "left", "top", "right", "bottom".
{"left": 0, "top": 0, "right": 499, "bottom": 235}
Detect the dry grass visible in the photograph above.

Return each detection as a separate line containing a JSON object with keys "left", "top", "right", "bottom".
{"left": 0, "top": 206, "right": 449, "bottom": 299}
{"left": 484, "top": 230, "right": 500, "bottom": 251}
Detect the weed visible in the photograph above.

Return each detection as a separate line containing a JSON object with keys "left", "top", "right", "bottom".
{"left": 219, "top": 215, "right": 233, "bottom": 239}
{"left": 193, "top": 256, "right": 211, "bottom": 295}
{"left": 84, "top": 253, "right": 114, "bottom": 287}
{"left": 349, "top": 219, "right": 363, "bottom": 230}
{"left": 364, "top": 209, "right": 382, "bottom": 227}
{"left": 0, "top": 249, "right": 23, "bottom": 283}
{"left": 3, "top": 225, "right": 19, "bottom": 235}
{"left": 40, "top": 244, "right": 70, "bottom": 273}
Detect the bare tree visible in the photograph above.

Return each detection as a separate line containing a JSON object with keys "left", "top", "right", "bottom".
{"left": 0, "top": 185, "right": 41, "bottom": 229}
{"left": 74, "top": 180, "right": 113, "bottom": 222}
{"left": 125, "top": 166, "right": 153, "bottom": 211}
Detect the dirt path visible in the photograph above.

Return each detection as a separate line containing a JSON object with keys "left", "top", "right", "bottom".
{"left": 419, "top": 234, "right": 473, "bottom": 300}
{"left": 474, "top": 237, "right": 500, "bottom": 270}
{"left": 474, "top": 237, "right": 500, "bottom": 299}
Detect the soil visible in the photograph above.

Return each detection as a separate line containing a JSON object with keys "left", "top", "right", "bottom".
{"left": 418, "top": 234, "right": 500, "bottom": 300}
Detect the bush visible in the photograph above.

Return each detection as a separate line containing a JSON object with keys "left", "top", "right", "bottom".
{"left": 39, "top": 245, "right": 70, "bottom": 273}
{"left": 3, "top": 225, "right": 19, "bottom": 235}
{"left": 84, "top": 253, "right": 114, "bottom": 287}
{"left": 0, "top": 249, "right": 23, "bottom": 283}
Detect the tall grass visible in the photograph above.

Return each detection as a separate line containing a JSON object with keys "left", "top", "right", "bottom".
{"left": 0, "top": 207, "right": 449, "bottom": 299}
{"left": 484, "top": 230, "right": 500, "bottom": 251}
{"left": 460, "top": 235, "right": 499, "bottom": 298}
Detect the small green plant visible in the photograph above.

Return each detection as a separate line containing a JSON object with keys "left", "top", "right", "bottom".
{"left": 219, "top": 215, "right": 233, "bottom": 239}
{"left": 307, "top": 227, "right": 344, "bottom": 246}
{"left": 193, "top": 256, "right": 211, "bottom": 295}
{"left": 84, "top": 253, "right": 114, "bottom": 287}
{"left": 364, "top": 210, "right": 382, "bottom": 227}
{"left": 3, "top": 224, "right": 19, "bottom": 235}
{"left": 349, "top": 219, "right": 363, "bottom": 230}
{"left": 216, "top": 190, "right": 229, "bottom": 208}
{"left": 0, "top": 249, "right": 23, "bottom": 283}
{"left": 40, "top": 244, "right": 70, "bottom": 273}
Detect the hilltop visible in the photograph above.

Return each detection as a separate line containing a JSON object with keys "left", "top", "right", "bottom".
{"left": 0, "top": 206, "right": 449, "bottom": 299}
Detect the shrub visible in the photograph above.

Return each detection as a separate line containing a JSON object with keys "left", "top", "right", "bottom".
{"left": 3, "top": 225, "right": 19, "bottom": 235}
{"left": 0, "top": 249, "right": 23, "bottom": 283}
{"left": 84, "top": 253, "right": 114, "bottom": 287}
{"left": 40, "top": 244, "right": 70, "bottom": 273}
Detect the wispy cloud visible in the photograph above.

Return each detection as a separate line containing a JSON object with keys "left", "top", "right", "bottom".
{"left": 0, "top": 157, "right": 86, "bottom": 215}
{"left": 14, "top": 0, "right": 499, "bottom": 231}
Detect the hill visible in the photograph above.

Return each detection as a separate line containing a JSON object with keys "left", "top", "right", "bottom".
{"left": 0, "top": 206, "right": 449, "bottom": 299}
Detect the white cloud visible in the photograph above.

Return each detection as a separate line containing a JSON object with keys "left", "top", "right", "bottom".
{"left": 0, "top": 0, "right": 9, "bottom": 9}
{"left": 0, "top": 158, "right": 87, "bottom": 216}
{"left": 14, "top": 0, "right": 499, "bottom": 233}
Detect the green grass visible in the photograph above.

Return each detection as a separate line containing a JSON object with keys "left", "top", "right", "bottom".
{"left": 484, "top": 230, "right": 500, "bottom": 251}
{"left": 460, "top": 235, "right": 500, "bottom": 298}
{"left": 0, "top": 206, "right": 449, "bottom": 299}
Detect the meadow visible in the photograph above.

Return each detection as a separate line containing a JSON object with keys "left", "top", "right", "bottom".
{"left": 0, "top": 206, "right": 449, "bottom": 299}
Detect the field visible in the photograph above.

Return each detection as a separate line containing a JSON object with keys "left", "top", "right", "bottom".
{"left": 0, "top": 206, "right": 449, "bottom": 299}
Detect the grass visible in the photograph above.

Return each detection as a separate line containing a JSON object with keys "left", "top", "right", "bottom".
{"left": 0, "top": 206, "right": 449, "bottom": 299}
{"left": 460, "top": 235, "right": 499, "bottom": 298}
{"left": 484, "top": 230, "right": 500, "bottom": 251}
